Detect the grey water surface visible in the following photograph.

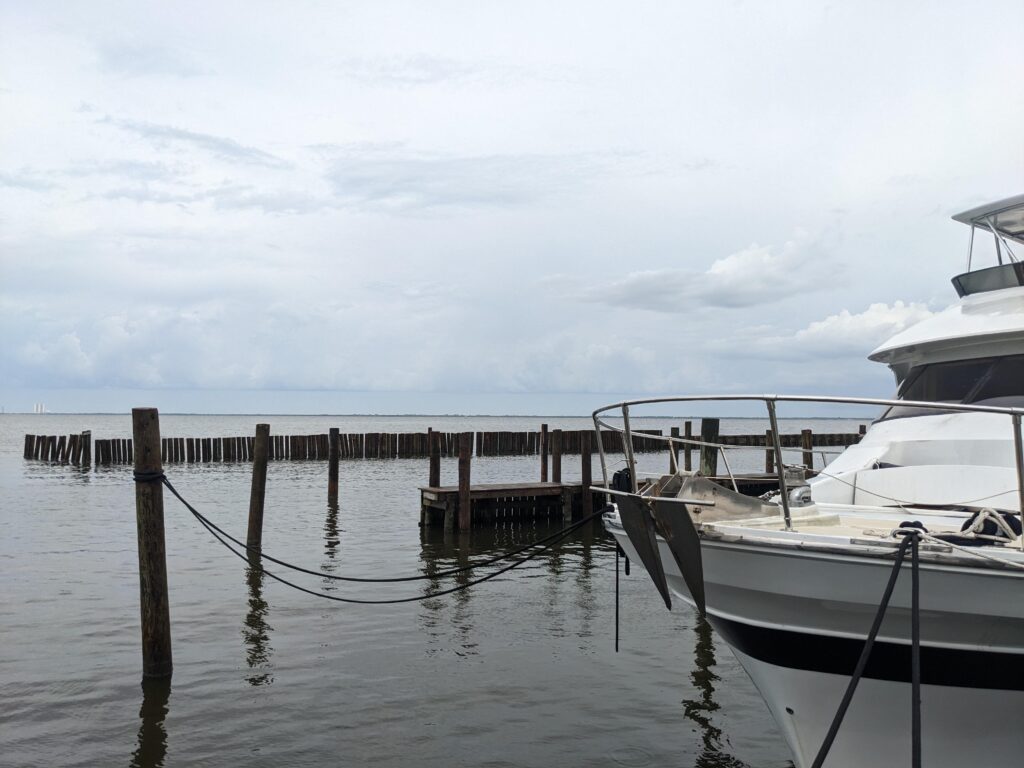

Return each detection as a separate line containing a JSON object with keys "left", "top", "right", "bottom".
{"left": 1, "top": 413, "right": 860, "bottom": 767}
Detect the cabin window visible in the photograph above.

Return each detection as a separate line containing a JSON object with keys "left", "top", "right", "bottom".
{"left": 969, "top": 356, "right": 1024, "bottom": 406}
{"left": 881, "top": 355, "right": 1024, "bottom": 419}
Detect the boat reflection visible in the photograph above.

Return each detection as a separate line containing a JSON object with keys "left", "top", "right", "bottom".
{"left": 129, "top": 677, "right": 171, "bottom": 768}
{"left": 682, "top": 618, "right": 758, "bottom": 768}
{"left": 242, "top": 556, "right": 274, "bottom": 686}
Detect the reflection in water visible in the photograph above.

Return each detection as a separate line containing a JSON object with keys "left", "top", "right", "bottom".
{"left": 243, "top": 558, "right": 274, "bottom": 686}
{"left": 322, "top": 502, "right": 341, "bottom": 590}
{"left": 130, "top": 677, "right": 171, "bottom": 768}
{"left": 417, "top": 519, "right": 610, "bottom": 654}
{"left": 682, "top": 618, "right": 750, "bottom": 768}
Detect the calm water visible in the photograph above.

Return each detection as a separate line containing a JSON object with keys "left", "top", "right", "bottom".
{"left": 1, "top": 413, "right": 863, "bottom": 767}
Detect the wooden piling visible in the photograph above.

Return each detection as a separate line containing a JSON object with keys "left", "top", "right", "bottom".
{"left": 429, "top": 429, "right": 441, "bottom": 487}
{"left": 328, "top": 427, "right": 339, "bottom": 505}
{"left": 458, "top": 432, "right": 472, "bottom": 531}
{"left": 699, "top": 418, "right": 720, "bottom": 477}
{"left": 131, "top": 407, "right": 172, "bottom": 679}
{"left": 801, "top": 428, "right": 814, "bottom": 469}
{"left": 581, "top": 430, "right": 593, "bottom": 518}
{"left": 247, "top": 424, "right": 271, "bottom": 552}
{"left": 552, "top": 428, "right": 563, "bottom": 483}
{"left": 765, "top": 429, "right": 775, "bottom": 473}
{"left": 684, "top": 421, "right": 693, "bottom": 471}
{"left": 540, "top": 423, "right": 549, "bottom": 482}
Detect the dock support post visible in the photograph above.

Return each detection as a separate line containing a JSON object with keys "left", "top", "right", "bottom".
{"left": 683, "top": 421, "right": 692, "bottom": 471}
{"left": 246, "top": 424, "right": 270, "bottom": 552}
{"left": 131, "top": 407, "right": 172, "bottom": 679}
{"left": 328, "top": 427, "right": 340, "bottom": 505}
{"left": 699, "top": 418, "right": 720, "bottom": 477}
{"left": 765, "top": 429, "right": 775, "bottom": 473}
{"left": 540, "top": 423, "right": 549, "bottom": 482}
{"left": 429, "top": 429, "right": 441, "bottom": 487}
{"left": 552, "top": 428, "right": 562, "bottom": 483}
{"left": 581, "top": 430, "right": 593, "bottom": 518}
{"left": 458, "top": 432, "right": 472, "bottom": 531}
{"left": 801, "top": 428, "right": 814, "bottom": 470}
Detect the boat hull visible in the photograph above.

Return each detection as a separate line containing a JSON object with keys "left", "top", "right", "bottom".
{"left": 606, "top": 517, "right": 1024, "bottom": 768}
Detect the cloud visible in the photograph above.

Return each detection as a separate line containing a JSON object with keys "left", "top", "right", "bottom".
{"left": 579, "top": 229, "right": 834, "bottom": 311}
{"left": 710, "top": 300, "right": 936, "bottom": 365}
{"left": 96, "top": 41, "right": 208, "bottom": 78}
{"left": 336, "top": 54, "right": 542, "bottom": 87}
{"left": 104, "top": 117, "right": 287, "bottom": 168}
{"left": 790, "top": 301, "right": 935, "bottom": 354}
{"left": 101, "top": 181, "right": 329, "bottom": 213}
{"left": 0, "top": 171, "right": 56, "bottom": 192}
{"left": 326, "top": 150, "right": 614, "bottom": 209}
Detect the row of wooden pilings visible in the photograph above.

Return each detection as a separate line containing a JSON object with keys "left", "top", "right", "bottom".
{"left": 24, "top": 423, "right": 865, "bottom": 467}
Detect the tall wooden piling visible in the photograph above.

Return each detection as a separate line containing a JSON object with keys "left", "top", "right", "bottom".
{"left": 581, "top": 430, "right": 593, "bottom": 517}
{"left": 552, "top": 429, "right": 563, "bottom": 483}
{"left": 699, "top": 418, "right": 720, "bottom": 477}
{"left": 765, "top": 429, "right": 775, "bottom": 473}
{"left": 328, "top": 427, "right": 339, "bottom": 505}
{"left": 801, "top": 428, "right": 814, "bottom": 469}
{"left": 458, "top": 432, "right": 472, "bottom": 531}
{"left": 540, "top": 423, "right": 549, "bottom": 482}
{"left": 246, "top": 424, "right": 270, "bottom": 552}
{"left": 683, "top": 421, "right": 693, "bottom": 471}
{"left": 429, "top": 429, "right": 441, "bottom": 487}
{"left": 131, "top": 407, "right": 172, "bottom": 679}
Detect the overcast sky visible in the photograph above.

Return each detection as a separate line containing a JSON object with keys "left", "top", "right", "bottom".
{"left": 1, "top": 1, "right": 1022, "bottom": 414}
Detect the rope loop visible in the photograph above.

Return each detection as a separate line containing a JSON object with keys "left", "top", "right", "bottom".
{"left": 133, "top": 470, "right": 166, "bottom": 483}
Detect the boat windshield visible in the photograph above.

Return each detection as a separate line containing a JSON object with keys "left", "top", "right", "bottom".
{"left": 881, "top": 354, "right": 1024, "bottom": 419}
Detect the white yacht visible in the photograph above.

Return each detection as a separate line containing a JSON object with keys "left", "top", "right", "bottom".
{"left": 596, "top": 195, "right": 1024, "bottom": 768}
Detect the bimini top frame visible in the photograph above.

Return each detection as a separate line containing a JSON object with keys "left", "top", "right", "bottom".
{"left": 953, "top": 195, "right": 1024, "bottom": 293}
{"left": 591, "top": 394, "right": 1024, "bottom": 551}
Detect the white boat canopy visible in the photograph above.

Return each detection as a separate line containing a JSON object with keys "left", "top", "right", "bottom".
{"left": 953, "top": 193, "right": 1024, "bottom": 245}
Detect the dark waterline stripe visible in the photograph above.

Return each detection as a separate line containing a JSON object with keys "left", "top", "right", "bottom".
{"left": 711, "top": 617, "right": 1024, "bottom": 691}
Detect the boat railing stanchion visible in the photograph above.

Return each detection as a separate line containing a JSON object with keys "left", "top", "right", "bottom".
{"left": 1013, "top": 413, "right": 1024, "bottom": 552}
{"left": 622, "top": 404, "right": 638, "bottom": 494}
{"left": 593, "top": 411, "right": 611, "bottom": 504}
{"left": 718, "top": 446, "right": 739, "bottom": 493}
{"left": 766, "top": 398, "right": 793, "bottom": 531}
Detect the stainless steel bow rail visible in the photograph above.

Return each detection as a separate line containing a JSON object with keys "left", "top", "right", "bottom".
{"left": 592, "top": 394, "right": 1024, "bottom": 544}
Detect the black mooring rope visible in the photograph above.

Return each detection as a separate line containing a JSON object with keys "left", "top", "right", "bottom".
{"left": 161, "top": 476, "right": 606, "bottom": 583}
{"left": 159, "top": 475, "right": 608, "bottom": 604}
{"left": 191, "top": 498, "right": 600, "bottom": 604}
{"left": 810, "top": 531, "right": 921, "bottom": 768}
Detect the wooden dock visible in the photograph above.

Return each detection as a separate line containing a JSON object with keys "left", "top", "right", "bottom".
{"left": 419, "top": 481, "right": 605, "bottom": 528}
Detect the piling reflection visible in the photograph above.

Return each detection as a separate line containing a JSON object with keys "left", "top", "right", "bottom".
{"left": 322, "top": 501, "right": 341, "bottom": 590}
{"left": 417, "top": 519, "right": 609, "bottom": 652}
{"left": 129, "top": 677, "right": 171, "bottom": 768}
{"left": 682, "top": 617, "right": 749, "bottom": 768}
{"left": 242, "top": 557, "right": 274, "bottom": 686}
